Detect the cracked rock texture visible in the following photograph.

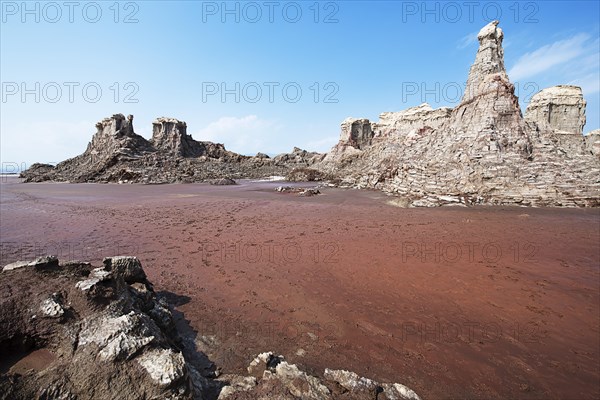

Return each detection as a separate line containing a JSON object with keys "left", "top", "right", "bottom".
{"left": 216, "top": 352, "right": 421, "bottom": 400}
{"left": 316, "top": 21, "right": 599, "bottom": 207}
{"left": 0, "top": 256, "right": 194, "bottom": 400}
{"left": 525, "top": 85, "right": 587, "bottom": 135}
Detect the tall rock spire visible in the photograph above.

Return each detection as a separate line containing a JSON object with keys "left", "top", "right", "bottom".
{"left": 446, "top": 21, "right": 531, "bottom": 157}
{"left": 462, "top": 20, "right": 507, "bottom": 102}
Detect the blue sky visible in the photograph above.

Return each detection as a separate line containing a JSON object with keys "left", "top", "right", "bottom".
{"left": 1, "top": 0, "right": 599, "bottom": 170}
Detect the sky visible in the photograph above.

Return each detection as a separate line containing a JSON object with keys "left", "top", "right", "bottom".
{"left": 1, "top": 0, "right": 599, "bottom": 171}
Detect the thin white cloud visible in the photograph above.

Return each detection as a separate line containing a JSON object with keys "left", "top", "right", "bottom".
{"left": 194, "top": 115, "right": 282, "bottom": 155}
{"left": 457, "top": 31, "right": 478, "bottom": 50}
{"left": 508, "top": 34, "right": 590, "bottom": 81}
{"left": 569, "top": 73, "right": 600, "bottom": 95}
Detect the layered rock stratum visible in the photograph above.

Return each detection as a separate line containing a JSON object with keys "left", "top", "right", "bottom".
{"left": 317, "top": 21, "right": 599, "bottom": 207}
{"left": 21, "top": 21, "right": 599, "bottom": 207}
{"left": 0, "top": 257, "right": 420, "bottom": 400}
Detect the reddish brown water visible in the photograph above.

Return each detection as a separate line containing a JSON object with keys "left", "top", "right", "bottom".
{"left": 1, "top": 177, "right": 599, "bottom": 399}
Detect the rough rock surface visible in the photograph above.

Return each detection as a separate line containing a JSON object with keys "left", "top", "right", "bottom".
{"left": 216, "top": 352, "right": 421, "bottom": 400}
{"left": 20, "top": 117, "right": 323, "bottom": 184}
{"left": 0, "top": 256, "right": 195, "bottom": 399}
{"left": 316, "top": 20, "right": 599, "bottom": 207}
{"left": 525, "top": 86, "right": 587, "bottom": 135}
{"left": 585, "top": 129, "right": 600, "bottom": 157}
{"left": 1, "top": 259, "right": 420, "bottom": 400}
{"left": 339, "top": 118, "right": 374, "bottom": 150}
{"left": 373, "top": 104, "right": 452, "bottom": 138}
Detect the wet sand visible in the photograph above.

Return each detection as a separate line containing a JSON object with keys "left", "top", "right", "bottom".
{"left": 1, "top": 177, "right": 598, "bottom": 399}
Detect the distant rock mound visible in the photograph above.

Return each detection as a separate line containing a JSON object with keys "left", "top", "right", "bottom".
{"left": 21, "top": 117, "right": 321, "bottom": 184}
{"left": 317, "top": 20, "right": 599, "bottom": 207}
{"left": 272, "top": 147, "right": 326, "bottom": 165}
{"left": 586, "top": 130, "right": 600, "bottom": 157}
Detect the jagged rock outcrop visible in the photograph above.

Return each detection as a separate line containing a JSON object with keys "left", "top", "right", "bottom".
{"left": 87, "top": 114, "right": 155, "bottom": 158}
{"left": 272, "top": 147, "right": 326, "bottom": 165}
{"left": 0, "top": 256, "right": 196, "bottom": 399}
{"left": 19, "top": 21, "right": 599, "bottom": 206}
{"left": 585, "top": 129, "right": 600, "bottom": 157}
{"left": 216, "top": 352, "right": 420, "bottom": 400}
{"left": 339, "top": 118, "right": 374, "bottom": 149}
{"left": 20, "top": 115, "right": 304, "bottom": 184}
{"left": 525, "top": 86, "right": 587, "bottom": 135}
{"left": 316, "top": 20, "right": 599, "bottom": 207}
{"left": 151, "top": 117, "right": 229, "bottom": 158}
{"left": 446, "top": 20, "right": 532, "bottom": 158}
{"left": 21, "top": 115, "right": 329, "bottom": 184}
{"left": 463, "top": 20, "right": 507, "bottom": 102}
{"left": 1, "top": 259, "right": 420, "bottom": 400}
{"left": 373, "top": 104, "right": 452, "bottom": 137}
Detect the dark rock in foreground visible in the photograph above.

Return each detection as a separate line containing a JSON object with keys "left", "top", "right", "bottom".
{"left": 0, "top": 257, "right": 420, "bottom": 400}
{"left": 0, "top": 256, "right": 193, "bottom": 399}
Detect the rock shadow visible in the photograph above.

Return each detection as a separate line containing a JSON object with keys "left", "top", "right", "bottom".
{"left": 157, "top": 290, "right": 226, "bottom": 400}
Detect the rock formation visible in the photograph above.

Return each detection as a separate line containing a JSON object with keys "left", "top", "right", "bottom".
{"left": 151, "top": 117, "right": 227, "bottom": 158}
{"left": 0, "top": 256, "right": 194, "bottom": 399}
{"left": 317, "top": 20, "right": 599, "bottom": 207}
{"left": 525, "top": 86, "right": 587, "bottom": 135}
{"left": 217, "top": 352, "right": 420, "bottom": 400}
{"left": 19, "top": 20, "right": 599, "bottom": 207}
{"left": 339, "top": 118, "right": 374, "bottom": 150}
{"left": 21, "top": 115, "right": 324, "bottom": 184}
{"left": 1, "top": 257, "right": 420, "bottom": 400}
{"left": 585, "top": 129, "right": 600, "bottom": 157}
{"left": 462, "top": 20, "right": 507, "bottom": 102}
{"left": 373, "top": 104, "right": 452, "bottom": 138}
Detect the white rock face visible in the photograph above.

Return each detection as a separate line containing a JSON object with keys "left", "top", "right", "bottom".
{"left": 219, "top": 351, "right": 421, "bottom": 399}
{"left": 78, "top": 311, "right": 156, "bottom": 361}
{"left": 375, "top": 103, "right": 452, "bottom": 137}
{"left": 152, "top": 117, "right": 206, "bottom": 157}
{"left": 324, "top": 369, "right": 421, "bottom": 400}
{"left": 2, "top": 256, "right": 59, "bottom": 272}
{"left": 39, "top": 296, "right": 65, "bottom": 318}
{"left": 525, "top": 85, "right": 587, "bottom": 135}
{"left": 324, "top": 369, "right": 378, "bottom": 392}
{"left": 585, "top": 129, "right": 600, "bottom": 157}
{"left": 339, "top": 118, "right": 373, "bottom": 149}
{"left": 137, "top": 348, "right": 186, "bottom": 386}
{"left": 75, "top": 268, "right": 112, "bottom": 291}
{"left": 463, "top": 20, "right": 506, "bottom": 102}
{"left": 247, "top": 351, "right": 274, "bottom": 377}
{"left": 217, "top": 376, "right": 257, "bottom": 399}
{"left": 263, "top": 361, "right": 331, "bottom": 399}
{"left": 316, "top": 21, "right": 600, "bottom": 207}
{"left": 2, "top": 260, "right": 30, "bottom": 272}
